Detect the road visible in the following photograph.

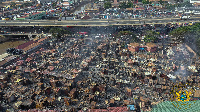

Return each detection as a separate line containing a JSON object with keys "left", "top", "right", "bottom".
{"left": 0, "top": 33, "right": 42, "bottom": 36}
{"left": 1, "top": 17, "right": 200, "bottom": 26}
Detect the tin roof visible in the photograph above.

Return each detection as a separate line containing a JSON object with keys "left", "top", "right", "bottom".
{"left": 151, "top": 101, "right": 200, "bottom": 112}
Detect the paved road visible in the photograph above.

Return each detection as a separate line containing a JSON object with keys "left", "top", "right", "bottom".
{"left": 0, "top": 17, "right": 200, "bottom": 26}
{"left": 0, "top": 33, "right": 42, "bottom": 36}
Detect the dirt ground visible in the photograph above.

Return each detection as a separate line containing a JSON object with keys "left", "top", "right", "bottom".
{"left": 0, "top": 40, "right": 27, "bottom": 55}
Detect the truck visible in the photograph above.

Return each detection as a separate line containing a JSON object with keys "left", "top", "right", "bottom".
{"left": 180, "top": 16, "right": 190, "bottom": 20}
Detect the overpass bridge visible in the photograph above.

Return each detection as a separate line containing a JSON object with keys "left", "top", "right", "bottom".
{"left": 0, "top": 17, "right": 200, "bottom": 26}
{"left": 0, "top": 33, "right": 43, "bottom": 40}
{"left": 0, "top": 33, "right": 42, "bottom": 36}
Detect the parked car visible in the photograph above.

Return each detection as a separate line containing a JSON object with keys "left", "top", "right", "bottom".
{"left": 6, "top": 48, "right": 15, "bottom": 54}
{"left": 12, "top": 49, "right": 23, "bottom": 55}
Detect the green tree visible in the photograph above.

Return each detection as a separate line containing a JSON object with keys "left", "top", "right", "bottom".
{"left": 118, "top": 31, "right": 133, "bottom": 36}
{"left": 119, "top": 2, "right": 127, "bottom": 9}
{"left": 169, "top": 23, "right": 200, "bottom": 55}
{"left": 142, "top": 0, "right": 150, "bottom": 4}
{"left": 104, "top": 2, "right": 111, "bottom": 9}
{"left": 182, "top": 1, "right": 193, "bottom": 7}
{"left": 49, "top": 28, "right": 71, "bottom": 40}
{"left": 169, "top": 26, "right": 189, "bottom": 41}
{"left": 144, "top": 30, "right": 159, "bottom": 43}
{"left": 127, "top": 2, "right": 133, "bottom": 8}
{"left": 119, "top": 2, "right": 133, "bottom": 9}
{"left": 159, "top": 0, "right": 164, "bottom": 5}
{"left": 52, "top": 2, "right": 57, "bottom": 8}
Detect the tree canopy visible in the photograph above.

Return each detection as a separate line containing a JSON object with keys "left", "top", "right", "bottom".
{"left": 52, "top": 2, "right": 57, "bottom": 8}
{"left": 49, "top": 28, "right": 71, "bottom": 40}
{"left": 169, "top": 23, "right": 200, "bottom": 55}
{"left": 119, "top": 2, "right": 133, "bottom": 9}
{"left": 159, "top": 0, "right": 164, "bottom": 5}
{"left": 142, "top": 0, "right": 151, "bottom": 4}
{"left": 169, "top": 26, "right": 189, "bottom": 40}
{"left": 104, "top": 2, "right": 112, "bottom": 9}
{"left": 144, "top": 30, "right": 159, "bottom": 43}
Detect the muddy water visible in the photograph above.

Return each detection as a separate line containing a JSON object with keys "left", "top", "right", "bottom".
{"left": 0, "top": 40, "right": 27, "bottom": 55}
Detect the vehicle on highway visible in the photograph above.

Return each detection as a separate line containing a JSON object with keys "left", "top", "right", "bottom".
{"left": 180, "top": 16, "right": 190, "bottom": 20}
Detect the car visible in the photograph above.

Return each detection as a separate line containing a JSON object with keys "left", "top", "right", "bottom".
{"left": 6, "top": 48, "right": 15, "bottom": 54}
{"left": 180, "top": 16, "right": 190, "bottom": 20}
{"left": 12, "top": 49, "right": 23, "bottom": 55}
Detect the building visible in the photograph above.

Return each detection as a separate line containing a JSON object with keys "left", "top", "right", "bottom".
{"left": 128, "top": 43, "right": 157, "bottom": 53}
{"left": 87, "top": 107, "right": 128, "bottom": 112}
{"left": 128, "top": 43, "right": 140, "bottom": 52}
{"left": 151, "top": 101, "right": 200, "bottom": 112}
{"left": 62, "top": 2, "right": 70, "bottom": 8}
{"left": 36, "top": 0, "right": 57, "bottom": 3}
{"left": 112, "top": 0, "right": 120, "bottom": 7}
{"left": 190, "top": 0, "right": 200, "bottom": 3}
{"left": 27, "top": 12, "right": 46, "bottom": 20}
{"left": 193, "top": 2, "right": 200, "bottom": 6}
{"left": 194, "top": 90, "right": 200, "bottom": 99}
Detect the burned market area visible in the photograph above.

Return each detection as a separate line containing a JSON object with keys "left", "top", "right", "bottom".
{"left": 0, "top": 25, "right": 200, "bottom": 112}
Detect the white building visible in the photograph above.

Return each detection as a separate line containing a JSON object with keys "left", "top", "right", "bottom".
{"left": 62, "top": 2, "right": 70, "bottom": 8}
{"left": 190, "top": 0, "right": 200, "bottom": 3}
{"left": 37, "top": 0, "right": 57, "bottom": 3}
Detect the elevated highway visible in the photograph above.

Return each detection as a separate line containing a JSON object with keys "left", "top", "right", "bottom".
{"left": 0, "top": 33, "right": 42, "bottom": 36}
{"left": 0, "top": 17, "right": 200, "bottom": 26}
{"left": 0, "top": 33, "right": 42, "bottom": 40}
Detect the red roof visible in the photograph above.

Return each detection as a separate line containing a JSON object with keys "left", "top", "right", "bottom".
{"left": 88, "top": 109, "right": 108, "bottom": 112}
{"left": 16, "top": 41, "right": 36, "bottom": 49}
{"left": 136, "top": 7, "right": 144, "bottom": 10}
{"left": 31, "top": 12, "right": 41, "bottom": 15}
{"left": 127, "top": 59, "right": 133, "bottom": 64}
{"left": 25, "top": 58, "right": 32, "bottom": 62}
{"left": 108, "top": 107, "right": 128, "bottom": 112}
{"left": 18, "top": 16, "right": 29, "bottom": 18}
{"left": 62, "top": 2, "right": 70, "bottom": 5}
{"left": 88, "top": 107, "right": 128, "bottom": 112}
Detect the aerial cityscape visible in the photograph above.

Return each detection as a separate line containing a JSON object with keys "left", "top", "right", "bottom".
{"left": 0, "top": 0, "right": 200, "bottom": 111}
